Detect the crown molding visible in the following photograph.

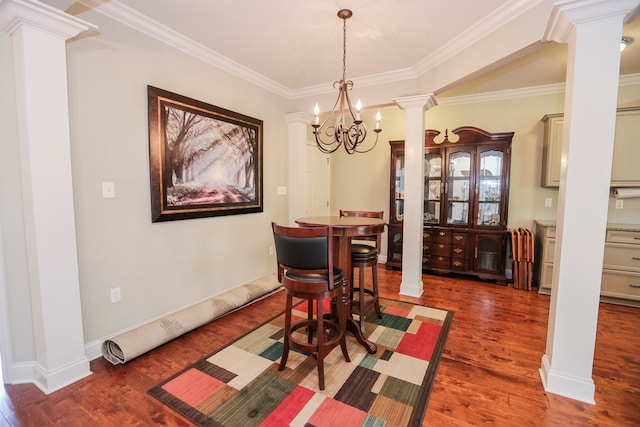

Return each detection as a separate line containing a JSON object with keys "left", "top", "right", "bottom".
{"left": 78, "top": 0, "right": 291, "bottom": 98}
{"left": 438, "top": 73, "right": 640, "bottom": 105}
{"left": 77, "top": 0, "right": 639, "bottom": 104}
{"left": 415, "top": 0, "right": 546, "bottom": 74}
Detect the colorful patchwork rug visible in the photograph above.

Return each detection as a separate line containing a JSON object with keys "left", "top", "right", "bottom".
{"left": 148, "top": 298, "right": 454, "bottom": 427}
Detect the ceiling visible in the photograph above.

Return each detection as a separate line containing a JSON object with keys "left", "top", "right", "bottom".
{"left": 43, "top": 0, "right": 640, "bottom": 98}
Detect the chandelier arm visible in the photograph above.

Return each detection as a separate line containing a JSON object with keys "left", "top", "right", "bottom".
{"left": 313, "top": 128, "right": 341, "bottom": 153}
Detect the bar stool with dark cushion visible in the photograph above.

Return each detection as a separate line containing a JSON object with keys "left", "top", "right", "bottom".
{"left": 271, "top": 222, "right": 350, "bottom": 390}
{"left": 339, "top": 210, "right": 384, "bottom": 332}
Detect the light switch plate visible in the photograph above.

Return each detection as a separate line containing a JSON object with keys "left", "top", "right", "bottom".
{"left": 102, "top": 182, "right": 115, "bottom": 199}
{"left": 544, "top": 198, "right": 552, "bottom": 207}
{"left": 615, "top": 199, "right": 624, "bottom": 209}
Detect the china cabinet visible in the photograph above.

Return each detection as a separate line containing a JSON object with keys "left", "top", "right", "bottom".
{"left": 541, "top": 105, "right": 640, "bottom": 188}
{"left": 387, "top": 127, "right": 513, "bottom": 283}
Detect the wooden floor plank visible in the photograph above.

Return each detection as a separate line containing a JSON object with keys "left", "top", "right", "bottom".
{"left": 1, "top": 268, "right": 638, "bottom": 426}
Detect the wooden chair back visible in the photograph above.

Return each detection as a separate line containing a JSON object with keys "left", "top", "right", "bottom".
{"left": 271, "top": 222, "right": 337, "bottom": 291}
{"left": 339, "top": 210, "right": 384, "bottom": 249}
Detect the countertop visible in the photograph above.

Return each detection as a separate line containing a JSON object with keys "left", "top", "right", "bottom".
{"left": 534, "top": 220, "right": 640, "bottom": 233}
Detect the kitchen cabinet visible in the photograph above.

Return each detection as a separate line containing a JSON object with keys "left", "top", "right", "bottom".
{"left": 387, "top": 127, "right": 513, "bottom": 283}
{"left": 534, "top": 221, "right": 640, "bottom": 307}
{"left": 541, "top": 106, "right": 640, "bottom": 188}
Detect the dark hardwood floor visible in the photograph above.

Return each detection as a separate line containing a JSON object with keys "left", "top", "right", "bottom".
{"left": 1, "top": 268, "right": 639, "bottom": 426}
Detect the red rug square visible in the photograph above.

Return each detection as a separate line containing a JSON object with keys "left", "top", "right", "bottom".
{"left": 395, "top": 321, "right": 442, "bottom": 360}
{"left": 161, "top": 368, "right": 226, "bottom": 407}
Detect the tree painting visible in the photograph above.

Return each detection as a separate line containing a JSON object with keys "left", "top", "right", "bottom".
{"left": 162, "top": 104, "right": 257, "bottom": 206}
{"left": 148, "top": 86, "right": 263, "bottom": 222}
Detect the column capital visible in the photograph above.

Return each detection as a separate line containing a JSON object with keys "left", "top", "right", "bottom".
{"left": 544, "top": 0, "right": 639, "bottom": 43}
{"left": 0, "top": 0, "right": 96, "bottom": 39}
{"left": 283, "top": 112, "right": 313, "bottom": 125}
{"left": 393, "top": 94, "right": 437, "bottom": 111}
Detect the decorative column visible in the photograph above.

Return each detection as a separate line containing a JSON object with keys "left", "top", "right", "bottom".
{"left": 540, "top": 0, "right": 639, "bottom": 404}
{"left": 0, "top": 0, "right": 95, "bottom": 393}
{"left": 392, "top": 94, "right": 437, "bottom": 297}
{"left": 284, "top": 112, "right": 313, "bottom": 225}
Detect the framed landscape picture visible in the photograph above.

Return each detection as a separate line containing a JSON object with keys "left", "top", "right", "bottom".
{"left": 147, "top": 86, "right": 263, "bottom": 222}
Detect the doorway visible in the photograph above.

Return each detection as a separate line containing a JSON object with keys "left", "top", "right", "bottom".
{"left": 306, "top": 147, "right": 330, "bottom": 216}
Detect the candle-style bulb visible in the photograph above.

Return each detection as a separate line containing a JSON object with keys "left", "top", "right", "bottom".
{"left": 375, "top": 111, "right": 381, "bottom": 129}
{"left": 355, "top": 99, "right": 362, "bottom": 120}
{"left": 313, "top": 103, "right": 320, "bottom": 125}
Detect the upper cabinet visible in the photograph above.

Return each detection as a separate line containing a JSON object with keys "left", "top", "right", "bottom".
{"left": 388, "top": 127, "right": 513, "bottom": 283}
{"left": 541, "top": 106, "right": 640, "bottom": 188}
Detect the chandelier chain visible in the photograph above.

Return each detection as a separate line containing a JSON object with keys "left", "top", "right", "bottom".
{"left": 342, "top": 15, "right": 347, "bottom": 83}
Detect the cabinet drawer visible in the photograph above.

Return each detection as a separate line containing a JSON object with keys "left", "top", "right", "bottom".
{"left": 425, "top": 229, "right": 452, "bottom": 243}
{"left": 546, "top": 227, "right": 556, "bottom": 239}
{"left": 601, "top": 270, "right": 640, "bottom": 301}
{"left": 452, "top": 233, "right": 467, "bottom": 245}
{"left": 451, "top": 258, "right": 466, "bottom": 271}
{"left": 424, "top": 255, "right": 450, "bottom": 270}
{"left": 452, "top": 246, "right": 466, "bottom": 257}
{"left": 432, "top": 243, "right": 451, "bottom": 256}
{"left": 603, "top": 243, "right": 640, "bottom": 271}
{"left": 606, "top": 230, "right": 640, "bottom": 245}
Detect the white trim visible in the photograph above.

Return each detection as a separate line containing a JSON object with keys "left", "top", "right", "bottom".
{"left": 540, "top": 353, "right": 596, "bottom": 404}
{"left": 437, "top": 73, "right": 640, "bottom": 105}
{"left": 33, "top": 358, "right": 92, "bottom": 394}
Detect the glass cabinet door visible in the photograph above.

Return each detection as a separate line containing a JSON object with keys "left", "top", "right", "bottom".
{"left": 446, "top": 150, "right": 471, "bottom": 225}
{"left": 476, "top": 149, "right": 503, "bottom": 226}
{"left": 393, "top": 153, "right": 405, "bottom": 221}
{"left": 424, "top": 152, "right": 442, "bottom": 224}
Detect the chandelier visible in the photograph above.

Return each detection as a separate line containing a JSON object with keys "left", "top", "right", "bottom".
{"left": 312, "top": 9, "right": 382, "bottom": 154}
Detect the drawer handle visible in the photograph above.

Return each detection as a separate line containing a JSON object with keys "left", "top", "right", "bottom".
{"left": 439, "top": 232, "right": 446, "bottom": 236}
{"left": 453, "top": 261, "right": 462, "bottom": 267}
{"left": 454, "top": 236, "right": 463, "bottom": 241}
{"left": 454, "top": 248, "right": 463, "bottom": 254}
{"left": 438, "top": 244, "right": 444, "bottom": 248}
{"left": 633, "top": 257, "right": 640, "bottom": 261}
{"left": 630, "top": 284, "right": 640, "bottom": 289}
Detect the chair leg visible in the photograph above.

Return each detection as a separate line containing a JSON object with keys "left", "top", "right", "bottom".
{"left": 279, "top": 295, "right": 293, "bottom": 371}
{"left": 338, "top": 285, "right": 350, "bottom": 363}
{"left": 306, "top": 299, "right": 313, "bottom": 344}
{"left": 372, "top": 263, "right": 382, "bottom": 319}
{"left": 316, "top": 298, "right": 325, "bottom": 390}
{"left": 358, "top": 265, "right": 366, "bottom": 332}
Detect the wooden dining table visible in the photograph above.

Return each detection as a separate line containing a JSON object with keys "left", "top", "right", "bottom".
{"left": 295, "top": 215, "right": 386, "bottom": 354}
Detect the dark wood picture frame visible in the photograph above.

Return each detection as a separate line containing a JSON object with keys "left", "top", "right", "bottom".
{"left": 147, "top": 86, "right": 263, "bottom": 222}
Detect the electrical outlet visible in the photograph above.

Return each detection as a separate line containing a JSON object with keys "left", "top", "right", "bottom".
{"left": 110, "top": 287, "right": 121, "bottom": 303}
{"left": 615, "top": 199, "right": 624, "bottom": 209}
{"left": 544, "top": 198, "right": 552, "bottom": 207}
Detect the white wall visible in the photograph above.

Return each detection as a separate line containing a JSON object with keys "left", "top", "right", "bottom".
{"left": 1, "top": 9, "right": 290, "bottom": 362}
